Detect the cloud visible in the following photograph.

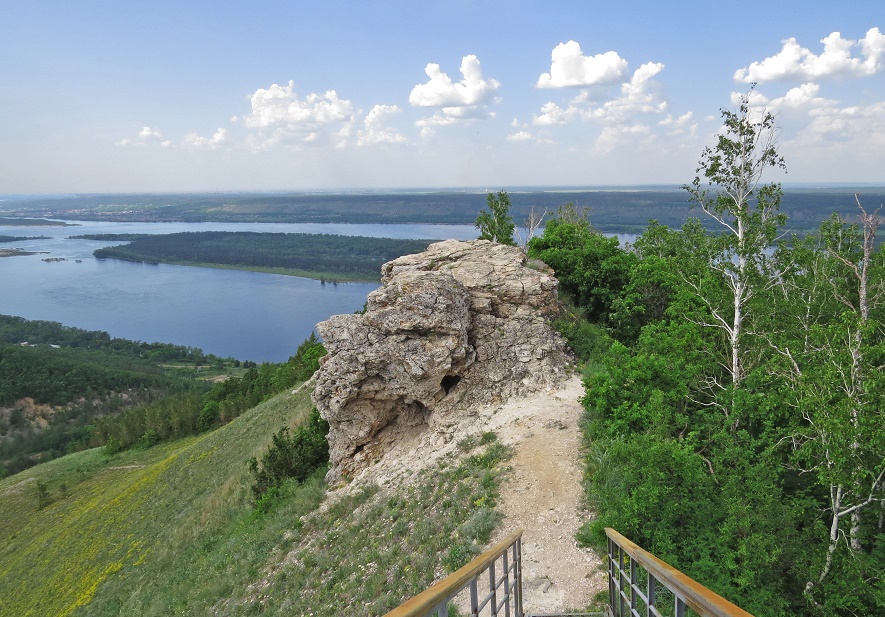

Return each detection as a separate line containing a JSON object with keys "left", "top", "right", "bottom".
{"left": 357, "top": 104, "right": 407, "bottom": 146}
{"left": 731, "top": 83, "right": 885, "bottom": 155}
{"left": 242, "top": 81, "right": 356, "bottom": 148}
{"left": 507, "top": 131, "right": 533, "bottom": 142}
{"left": 182, "top": 128, "right": 228, "bottom": 150}
{"left": 533, "top": 62, "right": 667, "bottom": 126}
{"left": 119, "top": 126, "right": 171, "bottom": 148}
{"left": 734, "top": 27, "right": 885, "bottom": 83}
{"left": 658, "top": 112, "right": 697, "bottom": 137}
{"left": 594, "top": 124, "right": 652, "bottom": 153}
{"left": 537, "top": 41, "right": 629, "bottom": 88}
{"left": 409, "top": 55, "right": 500, "bottom": 107}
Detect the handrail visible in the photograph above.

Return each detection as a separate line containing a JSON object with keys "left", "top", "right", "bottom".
{"left": 605, "top": 528, "right": 754, "bottom": 617}
{"left": 384, "top": 529, "right": 523, "bottom": 617}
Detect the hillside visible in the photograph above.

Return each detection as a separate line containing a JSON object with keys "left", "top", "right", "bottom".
{"left": 0, "top": 381, "right": 531, "bottom": 616}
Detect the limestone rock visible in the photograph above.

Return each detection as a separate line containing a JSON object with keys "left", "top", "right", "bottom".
{"left": 312, "top": 239, "right": 571, "bottom": 482}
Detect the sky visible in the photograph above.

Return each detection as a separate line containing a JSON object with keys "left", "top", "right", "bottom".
{"left": 1, "top": 0, "right": 884, "bottom": 193}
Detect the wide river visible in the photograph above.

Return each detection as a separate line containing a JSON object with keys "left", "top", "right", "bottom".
{"left": 0, "top": 221, "right": 477, "bottom": 362}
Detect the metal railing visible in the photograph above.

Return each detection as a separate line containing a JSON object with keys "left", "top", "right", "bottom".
{"left": 384, "top": 529, "right": 524, "bottom": 617}
{"left": 605, "top": 528, "right": 754, "bottom": 617}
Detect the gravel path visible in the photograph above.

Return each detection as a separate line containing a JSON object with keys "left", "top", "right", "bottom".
{"left": 486, "top": 375, "right": 606, "bottom": 614}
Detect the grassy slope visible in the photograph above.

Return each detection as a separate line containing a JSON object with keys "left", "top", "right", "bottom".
{"left": 0, "top": 387, "right": 510, "bottom": 617}
{"left": 0, "top": 388, "right": 319, "bottom": 617}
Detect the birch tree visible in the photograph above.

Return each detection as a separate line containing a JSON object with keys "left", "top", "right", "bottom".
{"left": 684, "top": 89, "right": 786, "bottom": 390}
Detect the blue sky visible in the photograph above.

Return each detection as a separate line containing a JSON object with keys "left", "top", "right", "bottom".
{"left": 2, "top": 1, "right": 883, "bottom": 193}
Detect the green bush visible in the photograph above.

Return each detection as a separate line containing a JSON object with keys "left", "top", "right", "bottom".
{"left": 249, "top": 409, "right": 330, "bottom": 506}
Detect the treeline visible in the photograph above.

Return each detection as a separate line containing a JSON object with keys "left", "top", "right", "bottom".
{"left": 0, "top": 217, "right": 73, "bottom": 226}
{"left": 0, "top": 314, "right": 225, "bottom": 365}
{"left": 92, "top": 333, "right": 326, "bottom": 454}
{"left": 90, "top": 232, "right": 434, "bottom": 281}
{"left": 1, "top": 329, "right": 326, "bottom": 478}
{"left": 0, "top": 235, "right": 48, "bottom": 243}
{"left": 533, "top": 102, "right": 884, "bottom": 616}
{"left": 7, "top": 189, "right": 885, "bottom": 233}
{"left": 0, "top": 344, "right": 177, "bottom": 406}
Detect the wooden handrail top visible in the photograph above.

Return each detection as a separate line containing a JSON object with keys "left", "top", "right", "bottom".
{"left": 605, "top": 528, "right": 754, "bottom": 617}
{"left": 383, "top": 529, "right": 523, "bottom": 617}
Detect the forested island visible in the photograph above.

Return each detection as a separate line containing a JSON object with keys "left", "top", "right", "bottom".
{"left": 0, "top": 235, "right": 49, "bottom": 243}
{"left": 84, "top": 231, "right": 434, "bottom": 281}
{"left": 0, "top": 216, "right": 75, "bottom": 226}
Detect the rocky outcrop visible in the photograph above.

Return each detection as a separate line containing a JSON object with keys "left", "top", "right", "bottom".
{"left": 312, "top": 239, "right": 571, "bottom": 483}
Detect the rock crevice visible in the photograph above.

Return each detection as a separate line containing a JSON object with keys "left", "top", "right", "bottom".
{"left": 312, "top": 239, "right": 571, "bottom": 482}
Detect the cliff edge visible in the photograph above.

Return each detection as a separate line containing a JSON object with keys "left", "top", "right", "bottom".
{"left": 312, "top": 239, "right": 572, "bottom": 483}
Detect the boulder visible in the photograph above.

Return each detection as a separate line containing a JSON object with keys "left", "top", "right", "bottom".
{"left": 312, "top": 239, "right": 571, "bottom": 482}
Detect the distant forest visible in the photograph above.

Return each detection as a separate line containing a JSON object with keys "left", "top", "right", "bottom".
{"left": 5, "top": 188, "right": 884, "bottom": 233}
{"left": 0, "top": 315, "right": 326, "bottom": 478}
{"left": 0, "top": 235, "right": 48, "bottom": 243}
{"left": 87, "top": 232, "right": 433, "bottom": 281}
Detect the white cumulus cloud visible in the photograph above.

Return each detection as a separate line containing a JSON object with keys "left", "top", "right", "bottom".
{"left": 182, "top": 128, "right": 228, "bottom": 150}
{"left": 594, "top": 124, "right": 652, "bottom": 153}
{"left": 243, "top": 81, "right": 356, "bottom": 148}
{"left": 120, "top": 126, "right": 171, "bottom": 148}
{"left": 507, "top": 131, "right": 533, "bottom": 142}
{"left": 357, "top": 104, "right": 407, "bottom": 146}
{"left": 537, "top": 41, "right": 629, "bottom": 88}
{"left": 658, "top": 112, "right": 698, "bottom": 137}
{"left": 734, "top": 27, "right": 885, "bottom": 83}
{"left": 533, "top": 62, "right": 667, "bottom": 126}
{"left": 409, "top": 55, "right": 500, "bottom": 107}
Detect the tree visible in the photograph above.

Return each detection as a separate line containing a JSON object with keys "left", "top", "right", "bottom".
{"left": 769, "top": 201, "right": 885, "bottom": 607}
{"left": 515, "top": 206, "right": 549, "bottom": 252}
{"left": 683, "top": 88, "right": 786, "bottom": 392}
{"left": 528, "top": 207, "right": 634, "bottom": 326}
{"left": 475, "top": 191, "right": 516, "bottom": 245}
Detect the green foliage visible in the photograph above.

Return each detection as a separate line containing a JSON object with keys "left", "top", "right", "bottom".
{"left": 475, "top": 191, "right": 516, "bottom": 245}
{"left": 90, "top": 231, "right": 433, "bottom": 282}
{"left": 0, "top": 388, "right": 327, "bottom": 617}
{"left": 248, "top": 409, "right": 330, "bottom": 507}
{"left": 528, "top": 208, "right": 635, "bottom": 326}
{"left": 576, "top": 199, "right": 885, "bottom": 614}
{"left": 89, "top": 333, "right": 328, "bottom": 460}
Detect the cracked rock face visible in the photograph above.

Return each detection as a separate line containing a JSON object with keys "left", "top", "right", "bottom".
{"left": 312, "top": 239, "right": 571, "bottom": 482}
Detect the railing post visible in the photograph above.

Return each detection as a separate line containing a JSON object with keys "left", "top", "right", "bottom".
{"left": 489, "top": 559, "right": 497, "bottom": 616}
{"left": 514, "top": 537, "right": 523, "bottom": 617}
{"left": 630, "top": 554, "right": 637, "bottom": 614}
{"left": 647, "top": 573, "right": 656, "bottom": 617}
{"left": 502, "top": 547, "right": 511, "bottom": 617}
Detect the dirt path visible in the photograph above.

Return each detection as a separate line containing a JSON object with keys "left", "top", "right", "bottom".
{"left": 333, "top": 374, "right": 607, "bottom": 613}
{"left": 485, "top": 375, "right": 606, "bottom": 614}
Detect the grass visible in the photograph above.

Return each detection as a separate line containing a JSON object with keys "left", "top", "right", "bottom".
{"left": 0, "top": 385, "right": 514, "bottom": 617}
{"left": 216, "top": 434, "right": 513, "bottom": 616}
{"left": 0, "top": 388, "right": 320, "bottom": 617}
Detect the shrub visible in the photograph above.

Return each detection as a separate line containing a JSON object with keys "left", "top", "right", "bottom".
{"left": 249, "top": 409, "right": 329, "bottom": 505}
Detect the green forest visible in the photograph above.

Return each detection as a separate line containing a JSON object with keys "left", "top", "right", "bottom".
{"left": 0, "top": 316, "right": 327, "bottom": 478}
{"left": 0, "top": 235, "right": 47, "bottom": 243}
{"left": 86, "top": 231, "right": 433, "bottom": 281}
{"left": 526, "top": 96, "right": 885, "bottom": 615}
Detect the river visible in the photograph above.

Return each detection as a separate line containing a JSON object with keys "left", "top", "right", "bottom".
{"left": 0, "top": 221, "right": 477, "bottom": 362}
